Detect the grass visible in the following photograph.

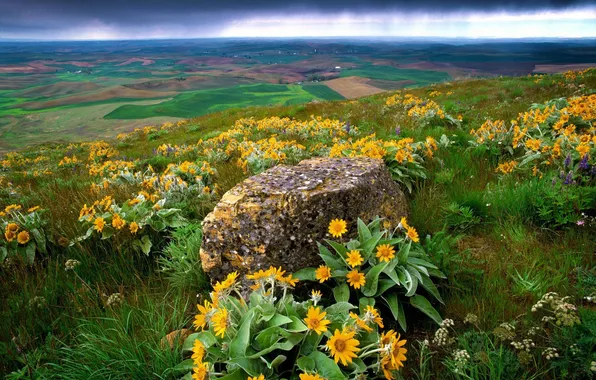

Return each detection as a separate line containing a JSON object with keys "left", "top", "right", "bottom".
{"left": 1, "top": 68, "right": 596, "bottom": 378}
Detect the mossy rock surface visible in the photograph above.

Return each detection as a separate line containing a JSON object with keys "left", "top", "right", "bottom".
{"left": 200, "top": 157, "right": 408, "bottom": 280}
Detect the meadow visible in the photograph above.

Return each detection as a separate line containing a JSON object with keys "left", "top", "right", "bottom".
{"left": 1, "top": 66, "right": 595, "bottom": 379}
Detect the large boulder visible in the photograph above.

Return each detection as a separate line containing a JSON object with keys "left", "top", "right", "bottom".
{"left": 200, "top": 157, "right": 408, "bottom": 281}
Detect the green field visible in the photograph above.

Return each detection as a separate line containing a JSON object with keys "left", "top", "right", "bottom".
{"left": 341, "top": 63, "right": 451, "bottom": 86}
{"left": 104, "top": 83, "right": 343, "bottom": 119}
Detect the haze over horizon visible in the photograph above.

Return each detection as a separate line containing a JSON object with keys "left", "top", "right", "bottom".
{"left": 0, "top": 0, "right": 595, "bottom": 41}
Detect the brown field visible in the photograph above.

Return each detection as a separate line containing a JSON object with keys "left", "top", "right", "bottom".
{"left": 533, "top": 63, "right": 596, "bottom": 73}
{"left": 0, "top": 75, "right": 46, "bottom": 90}
{"left": 117, "top": 58, "right": 156, "bottom": 66}
{"left": 17, "top": 86, "right": 176, "bottom": 110}
{"left": 324, "top": 76, "right": 385, "bottom": 99}
{"left": 0, "top": 61, "right": 56, "bottom": 74}
{"left": 13, "top": 81, "right": 101, "bottom": 98}
{"left": 367, "top": 79, "right": 415, "bottom": 90}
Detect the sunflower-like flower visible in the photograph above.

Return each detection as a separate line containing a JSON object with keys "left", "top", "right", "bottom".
{"left": 6, "top": 223, "right": 18, "bottom": 233}
{"left": 315, "top": 265, "right": 332, "bottom": 283}
{"left": 311, "top": 290, "right": 322, "bottom": 305}
{"left": 328, "top": 219, "right": 347, "bottom": 238}
{"left": 326, "top": 328, "right": 360, "bottom": 366}
{"left": 299, "top": 373, "right": 327, "bottom": 380}
{"left": 406, "top": 226, "right": 419, "bottom": 243}
{"left": 112, "top": 213, "right": 126, "bottom": 230}
{"left": 364, "top": 305, "right": 384, "bottom": 328}
{"left": 376, "top": 244, "right": 395, "bottom": 262}
{"left": 94, "top": 217, "right": 105, "bottom": 232}
{"left": 380, "top": 329, "right": 408, "bottom": 378}
{"left": 350, "top": 312, "right": 373, "bottom": 332}
{"left": 4, "top": 230, "right": 16, "bottom": 242}
{"left": 129, "top": 221, "right": 139, "bottom": 234}
{"left": 248, "top": 376, "right": 264, "bottom": 380}
{"left": 346, "top": 270, "right": 366, "bottom": 289}
{"left": 214, "top": 272, "right": 239, "bottom": 293}
{"left": 191, "top": 339, "right": 205, "bottom": 365}
{"left": 304, "top": 306, "right": 331, "bottom": 335}
{"left": 346, "top": 250, "right": 363, "bottom": 267}
{"left": 211, "top": 308, "right": 229, "bottom": 338}
{"left": 193, "top": 300, "right": 213, "bottom": 330}
{"left": 191, "top": 361, "right": 209, "bottom": 380}
{"left": 17, "top": 230, "right": 30, "bottom": 245}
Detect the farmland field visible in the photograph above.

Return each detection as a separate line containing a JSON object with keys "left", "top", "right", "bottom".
{"left": 1, "top": 38, "right": 596, "bottom": 151}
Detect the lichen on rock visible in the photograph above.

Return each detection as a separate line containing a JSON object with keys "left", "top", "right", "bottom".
{"left": 200, "top": 157, "right": 408, "bottom": 281}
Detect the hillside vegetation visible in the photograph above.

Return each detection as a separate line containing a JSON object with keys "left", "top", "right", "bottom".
{"left": 1, "top": 69, "right": 595, "bottom": 379}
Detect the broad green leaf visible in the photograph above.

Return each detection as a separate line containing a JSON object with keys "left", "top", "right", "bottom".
{"left": 297, "top": 356, "right": 316, "bottom": 372}
{"left": 299, "top": 329, "right": 323, "bottom": 356}
{"left": 374, "top": 279, "right": 395, "bottom": 297}
{"left": 255, "top": 326, "right": 281, "bottom": 349}
{"left": 428, "top": 268, "right": 447, "bottom": 279}
{"left": 222, "top": 364, "right": 258, "bottom": 379}
{"left": 25, "top": 243, "right": 36, "bottom": 265}
{"left": 258, "top": 303, "right": 276, "bottom": 322}
{"left": 286, "top": 315, "right": 308, "bottom": 332}
{"left": 269, "top": 355, "right": 287, "bottom": 370}
{"left": 229, "top": 309, "right": 255, "bottom": 358}
{"left": 410, "top": 295, "right": 443, "bottom": 325}
{"left": 325, "top": 302, "right": 356, "bottom": 316}
{"left": 360, "top": 233, "right": 383, "bottom": 261}
{"left": 30, "top": 228, "right": 46, "bottom": 254}
{"left": 308, "top": 351, "right": 347, "bottom": 380}
{"left": 0, "top": 247, "right": 7, "bottom": 262}
{"left": 325, "top": 240, "right": 348, "bottom": 259}
{"left": 383, "top": 292, "right": 407, "bottom": 331}
{"left": 362, "top": 262, "right": 388, "bottom": 296}
{"left": 318, "top": 243, "right": 344, "bottom": 270}
{"left": 173, "top": 358, "right": 195, "bottom": 372}
{"left": 397, "top": 241, "right": 411, "bottom": 264}
{"left": 357, "top": 218, "right": 372, "bottom": 242}
{"left": 408, "top": 257, "right": 438, "bottom": 269}
{"left": 333, "top": 283, "right": 350, "bottom": 303}
{"left": 266, "top": 313, "right": 293, "bottom": 328}
{"left": 407, "top": 265, "right": 424, "bottom": 283}
{"left": 294, "top": 267, "right": 316, "bottom": 281}
{"left": 246, "top": 332, "right": 303, "bottom": 359}
{"left": 420, "top": 274, "right": 444, "bottom": 304}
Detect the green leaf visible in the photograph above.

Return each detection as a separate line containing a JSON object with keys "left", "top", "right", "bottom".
{"left": 258, "top": 303, "right": 276, "bottom": 322}
{"left": 294, "top": 267, "right": 316, "bottom": 281}
{"left": 384, "top": 292, "right": 407, "bottom": 331}
{"left": 410, "top": 295, "right": 443, "bottom": 325}
{"left": 318, "top": 243, "right": 345, "bottom": 270}
{"left": 325, "top": 240, "right": 348, "bottom": 259}
{"left": 269, "top": 355, "right": 287, "bottom": 370}
{"left": 299, "top": 330, "right": 323, "bottom": 356}
{"left": 374, "top": 279, "right": 395, "bottom": 297}
{"left": 220, "top": 366, "right": 255, "bottom": 379}
{"left": 397, "top": 241, "right": 411, "bottom": 264}
{"left": 255, "top": 326, "right": 282, "bottom": 349}
{"left": 325, "top": 302, "right": 356, "bottom": 316}
{"left": 333, "top": 283, "right": 350, "bottom": 303}
{"left": 25, "top": 243, "right": 36, "bottom": 265}
{"left": 308, "top": 351, "right": 347, "bottom": 380}
{"left": 246, "top": 332, "right": 303, "bottom": 359}
{"left": 362, "top": 262, "right": 388, "bottom": 296}
{"left": 287, "top": 316, "right": 308, "bottom": 332}
{"left": 358, "top": 297, "right": 375, "bottom": 314}
{"left": 420, "top": 274, "right": 444, "bottom": 304}
{"left": 266, "top": 313, "right": 293, "bottom": 328}
{"left": 360, "top": 233, "right": 383, "bottom": 261}
{"left": 229, "top": 309, "right": 255, "bottom": 358}
{"left": 173, "top": 358, "right": 195, "bottom": 372}
{"left": 0, "top": 247, "right": 7, "bottom": 262}
{"left": 134, "top": 235, "right": 152, "bottom": 255}
{"left": 357, "top": 218, "right": 372, "bottom": 242}
{"left": 297, "top": 356, "right": 316, "bottom": 372}
{"left": 30, "top": 228, "right": 46, "bottom": 254}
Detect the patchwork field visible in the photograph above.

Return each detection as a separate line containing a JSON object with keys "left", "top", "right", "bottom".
{"left": 1, "top": 39, "right": 596, "bottom": 152}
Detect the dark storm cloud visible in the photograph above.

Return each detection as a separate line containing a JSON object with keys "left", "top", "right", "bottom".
{"left": 0, "top": 0, "right": 594, "bottom": 38}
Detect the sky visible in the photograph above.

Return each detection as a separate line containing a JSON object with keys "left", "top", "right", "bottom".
{"left": 0, "top": 0, "right": 595, "bottom": 40}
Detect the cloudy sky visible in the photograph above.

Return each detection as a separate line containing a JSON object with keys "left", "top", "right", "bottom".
{"left": 0, "top": 0, "right": 595, "bottom": 40}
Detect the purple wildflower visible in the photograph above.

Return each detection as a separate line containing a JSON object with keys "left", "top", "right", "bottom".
{"left": 395, "top": 126, "right": 401, "bottom": 136}
{"left": 576, "top": 220, "right": 585, "bottom": 226}
{"left": 564, "top": 154, "right": 571, "bottom": 168}
{"left": 579, "top": 154, "right": 589, "bottom": 170}
{"left": 344, "top": 121, "right": 351, "bottom": 133}
{"left": 563, "top": 171, "right": 574, "bottom": 185}
{"left": 559, "top": 170, "right": 566, "bottom": 179}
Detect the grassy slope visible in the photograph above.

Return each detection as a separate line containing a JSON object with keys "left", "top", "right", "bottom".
{"left": 1, "top": 72, "right": 595, "bottom": 377}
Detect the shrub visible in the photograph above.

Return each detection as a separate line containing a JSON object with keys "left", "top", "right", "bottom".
{"left": 181, "top": 267, "right": 409, "bottom": 379}
{"left": 299, "top": 217, "right": 445, "bottom": 331}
